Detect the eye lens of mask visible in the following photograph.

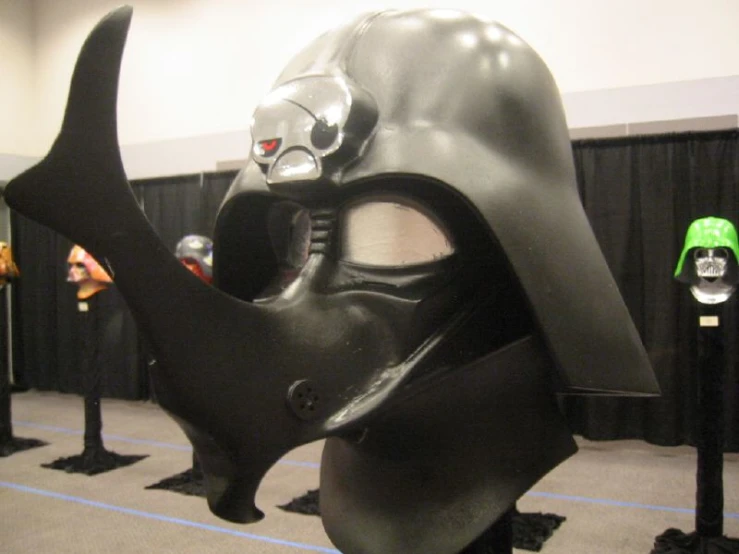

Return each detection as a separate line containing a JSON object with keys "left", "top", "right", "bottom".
{"left": 341, "top": 198, "right": 454, "bottom": 267}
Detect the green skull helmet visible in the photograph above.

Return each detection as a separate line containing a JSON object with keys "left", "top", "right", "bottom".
{"left": 674, "top": 217, "right": 739, "bottom": 304}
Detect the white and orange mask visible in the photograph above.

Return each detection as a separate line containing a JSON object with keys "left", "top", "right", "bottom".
{"left": 67, "top": 245, "right": 112, "bottom": 299}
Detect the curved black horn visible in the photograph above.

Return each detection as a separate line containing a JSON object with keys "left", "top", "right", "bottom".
{"left": 2, "top": 6, "right": 283, "bottom": 521}
{"left": 3, "top": 5, "right": 265, "bottom": 378}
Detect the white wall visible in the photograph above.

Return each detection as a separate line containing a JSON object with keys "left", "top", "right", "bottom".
{"left": 3, "top": 0, "right": 739, "bottom": 177}
{"left": 0, "top": 0, "right": 36, "bottom": 156}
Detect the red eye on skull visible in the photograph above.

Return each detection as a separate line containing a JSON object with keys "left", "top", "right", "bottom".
{"left": 258, "top": 138, "right": 282, "bottom": 157}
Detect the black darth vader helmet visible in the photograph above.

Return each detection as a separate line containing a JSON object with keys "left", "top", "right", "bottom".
{"left": 216, "top": 9, "right": 655, "bottom": 396}
{"left": 209, "top": 10, "right": 658, "bottom": 552}
{"left": 2, "top": 8, "right": 658, "bottom": 554}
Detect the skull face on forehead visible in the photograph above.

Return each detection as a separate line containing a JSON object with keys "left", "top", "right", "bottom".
{"left": 251, "top": 76, "right": 378, "bottom": 186}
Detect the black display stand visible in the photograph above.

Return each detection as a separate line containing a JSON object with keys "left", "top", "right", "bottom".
{"left": 279, "top": 490, "right": 564, "bottom": 553}
{"left": 42, "top": 292, "right": 146, "bottom": 475}
{"left": 651, "top": 304, "right": 739, "bottom": 553}
{"left": 0, "top": 284, "right": 47, "bottom": 457}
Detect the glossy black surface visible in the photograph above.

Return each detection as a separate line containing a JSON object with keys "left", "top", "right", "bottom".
{"left": 223, "top": 9, "right": 659, "bottom": 396}
{"left": 2, "top": 7, "right": 658, "bottom": 554}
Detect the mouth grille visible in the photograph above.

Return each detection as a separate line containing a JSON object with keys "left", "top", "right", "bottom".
{"left": 696, "top": 260, "right": 726, "bottom": 279}
{"left": 309, "top": 209, "right": 337, "bottom": 255}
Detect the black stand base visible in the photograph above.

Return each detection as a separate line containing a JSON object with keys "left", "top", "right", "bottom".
{"left": 278, "top": 490, "right": 565, "bottom": 552}
{"left": 278, "top": 488, "right": 321, "bottom": 515}
{"left": 511, "top": 509, "right": 566, "bottom": 552}
{"left": 652, "top": 529, "right": 739, "bottom": 554}
{"left": 0, "top": 436, "right": 48, "bottom": 457}
{"left": 42, "top": 448, "right": 147, "bottom": 476}
{"left": 146, "top": 468, "right": 206, "bottom": 496}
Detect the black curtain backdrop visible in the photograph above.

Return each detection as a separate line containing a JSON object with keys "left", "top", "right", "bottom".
{"left": 7, "top": 131, "right": 739, "bottom": 451}
{"left": 564, "top": 129, "right": 739, "bottom": 451}
{"left": 10, "top": 170, "right": 237, "bottom": 400}
{"left": 130, "top": 170, "right": 235, "bottom": 253}
{"left": 9, "top": 213, "right": 144, "bottom": 399}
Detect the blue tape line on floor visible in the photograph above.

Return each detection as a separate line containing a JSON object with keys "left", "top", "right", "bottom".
{"left": 13, "top": 421, "right": 738, "bottom": 518}
{"left": 527, "top": 491, "right": 739, "bottom": 519}
{"left": 0, "top": 481, "right": 340, "bottom": 553}
{"left": 13, "top": 420, "right": 320, "bottom": 468}
{"left": 14, "top": 421, "right": 191, "bottom": 450}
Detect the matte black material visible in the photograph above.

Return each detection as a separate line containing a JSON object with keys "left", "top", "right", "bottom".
{"left": 695, "top": 305, "right": 725, "bottom": 537}
{"left": 0, "top": 286, "right": 13, "bottom": 446}
{"left": 0, "top": 286, "right": 47, "bottom": 457}
{"left": 651, "top": 529, "right": 739, "bottom": 554}
{"left": 1, "top": 7, "right": 658, "bottom": 554}
{"left": 80, "top": 297, "right": 104, "bottom": 454}
{"left": 41, "top": 291, "right": 146, "bottom": 475}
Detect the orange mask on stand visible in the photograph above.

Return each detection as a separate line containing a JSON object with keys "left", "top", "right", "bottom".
{"left": 67, "top": 245, "right": 112, "bottom": 299}
{"left": 0, "top": 242, "right": 20, "bottom": 288}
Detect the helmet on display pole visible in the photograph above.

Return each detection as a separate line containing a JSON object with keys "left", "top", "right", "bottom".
{"left": 210, "top": 12, "right": 659, "bottom": 551}
{"left": 67, "top": 244, "right": 112, "bottom": 299}
{"left": 175, "top": 235, "right": 213, "bottom": 284}
{"left": 674, "top": 216, "right": 739, "bottom": 304}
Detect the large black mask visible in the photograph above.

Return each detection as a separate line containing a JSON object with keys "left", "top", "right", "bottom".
{"left": 2, "top": 7, "right": 659, "bottom": 554}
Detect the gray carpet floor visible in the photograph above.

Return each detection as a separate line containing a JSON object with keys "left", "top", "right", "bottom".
{"left": 1, "top": 390, "right": 737, "bottom": 553}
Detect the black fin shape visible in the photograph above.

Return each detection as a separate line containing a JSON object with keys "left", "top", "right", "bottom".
{"left": 4, "top": 6, "right": 138, "bottom": 254}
